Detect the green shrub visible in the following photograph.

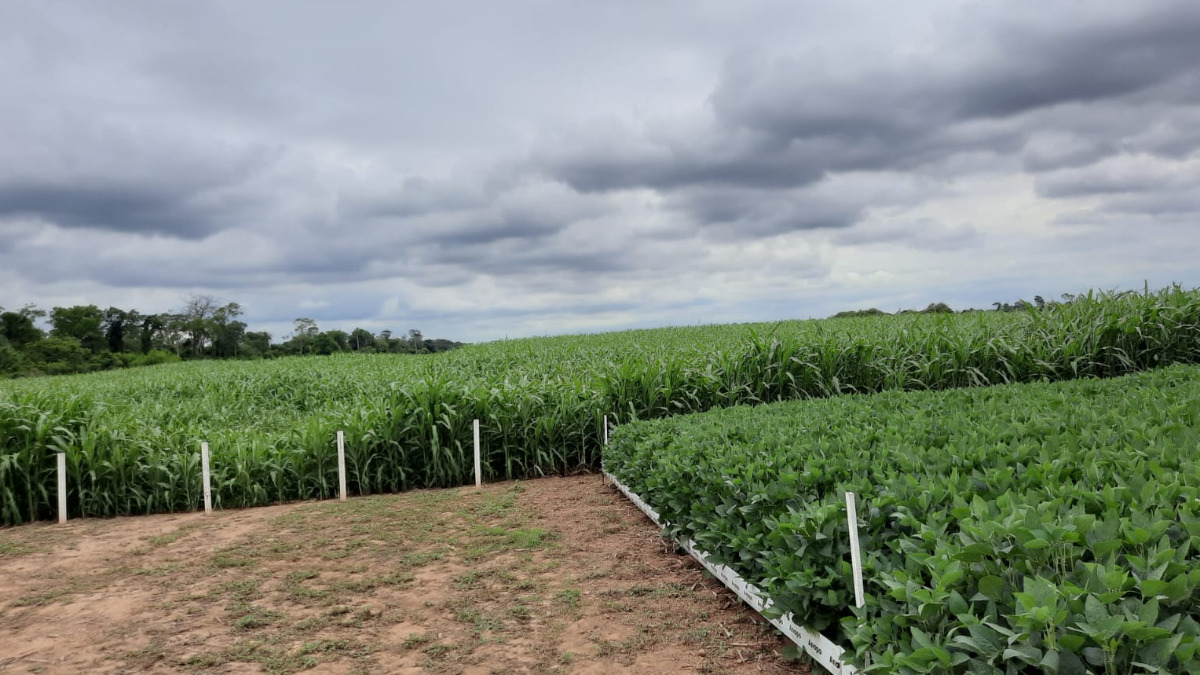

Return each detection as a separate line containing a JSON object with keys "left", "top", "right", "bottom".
{"left": 130, "top": 350, "right": 181, "bottom": 367}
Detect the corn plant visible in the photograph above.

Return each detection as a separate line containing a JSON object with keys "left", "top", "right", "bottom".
{"left": 2, "top": 284, "right": 1200, "bottom": 525}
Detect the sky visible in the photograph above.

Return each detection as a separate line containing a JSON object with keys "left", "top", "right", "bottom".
{"left": 2, "top": 1, "right": 1199, "bottom": 342}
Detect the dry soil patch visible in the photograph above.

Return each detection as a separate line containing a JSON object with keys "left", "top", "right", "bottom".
{"left": 0, "top": 476, "right": 803, "bottom": 674}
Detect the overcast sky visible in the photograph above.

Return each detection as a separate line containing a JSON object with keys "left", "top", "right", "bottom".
{"left": 2, "top": 1, "right": 1199, "bottom": 342}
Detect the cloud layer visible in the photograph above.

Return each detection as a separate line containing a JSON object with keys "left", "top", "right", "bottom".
{"left": 2, "top": 0, "right": 1198, "bottom": 341}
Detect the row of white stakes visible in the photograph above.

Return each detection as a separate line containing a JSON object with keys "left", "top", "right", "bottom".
{"left": 50, "top": 412, "right": 871, "bottom": 621}
{"left": 52, "top": 418, "right": 497, "bottom": 523}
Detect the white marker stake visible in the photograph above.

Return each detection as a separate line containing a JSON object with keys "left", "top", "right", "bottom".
{"left": 201, "top": 442, "right": 212, "bottom": 515}
{"left": 601, "top": 415, "right": 609, "bottom": 485}
{"left": 473, "top": 419, "right": 481, "bottom": 487}
{"left": 56, "top": 452, "right": 67, "bottom": 524}
{"left": 337, "top": 430, "right": 347, "bottom": 501}
{"left": 845, "top": 491, "right": 865, "bottom": 609}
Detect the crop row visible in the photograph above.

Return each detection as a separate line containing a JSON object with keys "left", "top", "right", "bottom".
{"left": 603, "top": 363, "right": 1200, "bottom": 674}
{"left": 3, "top": 285, "right": 1200, "bottom": 525}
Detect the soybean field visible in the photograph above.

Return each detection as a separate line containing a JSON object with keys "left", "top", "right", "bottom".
{"left": 3, "top": 285, "right": 1200, "bottom": 526}
{"left": 605, "top": 363, "right": 1200, "bottom": 673}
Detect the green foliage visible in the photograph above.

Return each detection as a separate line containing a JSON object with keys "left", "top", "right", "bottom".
{"left": 129, "top": 350, "right": 181, "bottom": 368}
{"left": 831, "top": 308, "right": 890, "bottom": 318}
{"left": 604, "top": 364, "right": 1200, "bottom": 673}
{"left": 349, "top": 328, "right": 375, "bottom": 352}
{"left": 310, "top": 332, "right": 343, "bottom": 355}
{"left": 0, "top": 307, "right": 45, "bottom": 347}
{"left": 24, "top": 337, "right": 93, "bottom": 375}
{"left": 1, "top": 285, "right": 1200, "bottom": 526}
{"left": 0, "top": 341, "right": 32, "bottom": 377}
{"left": 50, "top": 304, "right": 105, "bottom": 353}
{"left": 0, "top": 295, "right": 464, "bottom": 378}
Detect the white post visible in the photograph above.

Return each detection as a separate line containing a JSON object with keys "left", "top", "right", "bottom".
{"left": 337, "top": 430, "right": 347, "bottom": 501}
{"left": 56, "top": 452, "right": 67, "bottom": 524}
{"left": 201, "top": 442, "right": 212, "bottom": 515}
{"left": 473, "top": 419, "right": 481, "bottom": 487}
{"left": 601, "top": 415, "right": 609, "bottom": 486}
{"left": 845, "top": 491, "right": 865, "bottom": 609}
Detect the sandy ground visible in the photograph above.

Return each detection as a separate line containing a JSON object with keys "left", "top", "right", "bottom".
{"left": 0, "top": 476, "right": 804, "bottom": 674}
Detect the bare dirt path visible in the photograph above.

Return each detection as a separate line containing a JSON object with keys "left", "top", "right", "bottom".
{"left": 0, "top": 476, "right": 802, "bottom": 674}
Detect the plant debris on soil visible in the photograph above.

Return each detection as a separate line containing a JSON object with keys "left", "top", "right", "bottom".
{"left": 0, "top": 475, "right": 805, "bottom": 674}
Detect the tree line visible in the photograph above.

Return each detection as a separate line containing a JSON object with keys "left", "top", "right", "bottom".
{"left": 830, "top": 294, "right": 1074, "bottom": 318}
{"left": 0, "top": 295, "right": 463, "bottom": 378}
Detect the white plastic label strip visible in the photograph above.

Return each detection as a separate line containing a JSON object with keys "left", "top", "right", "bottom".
{"left": 605, "top": 471, "right": 855, "bottom": 675}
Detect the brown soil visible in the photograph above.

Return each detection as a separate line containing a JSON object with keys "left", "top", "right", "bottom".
{"left": 0, "top": 476, "right": 805, "bottom": 674}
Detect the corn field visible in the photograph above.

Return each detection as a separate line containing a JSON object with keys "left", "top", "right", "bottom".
{"left": 2, "top": 285, "right": 1199, "bottom": 525}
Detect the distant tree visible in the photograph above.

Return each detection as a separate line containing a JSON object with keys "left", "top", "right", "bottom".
{"left": 292, "top": 317, "right": 319, "bottom": 355}
{"left": 138, "top": 314, "right": 168, "bottom": 354}
{"left": 325, "top": 330, "right": 350, "bottom": 352}
{"left": 310, "top": 332, "right": 342, "bottom": 355}
{"left": 423, "top": 338, "right": 465, "bottom": 353}
{"left": 831, "top": 308, "right": 888, "bottom": 319}
{"left": 406, "top": 329, "right": 426, "bottom": 353}
{"left": 50, "top": 305, "right": 105, "bottom": 353}
{"left": 993, "top": 299, "right": 1035, "bottom": 312}
{"left": 921, "top": 302, "right": 954, "bottom": 314}
{"left": 180, "top": 295, "right": 219, "bottom": 357}
{"left": 211, "top": 303, "right": 246, "bottom": 357}
{"left": 2, "top": 296, "right": 466, "bottom": 379}
{"left": 240, "top": 331, "right": 272, "bottom": 358}
{"left": 161, "top": 315, "right": 189, "bottom": 356}
{"left": 350, "top": 328, "right": 375, "bottom": 351}
{"left": 0, "top": 304, "right": 45, "bottom": 348}
{"left": 102, "top": 307, "right": 136, "bottom": 353}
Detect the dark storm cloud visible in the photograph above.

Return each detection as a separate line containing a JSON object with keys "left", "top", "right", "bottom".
{"left": 668, "top": 185, "right": 863, "bottom": 237}
{"left": 0, "top": 116, "right": 286, "bottom": 240}
{"left": 535, "top": 2, "right": 1200, "bottom": 199}
{"left": 339, "top": 173, "right": 606, "bottom": 252}
{"left": 0, "top": 181, "right": 251, "bottom": 239}
{"left": 950, "top": 7, "right": 1200, "bottom": 119}
{"left": 530, "top": 123, "right": 833, "bottom": 193}
{"left": 421, "top": 210, "right": 569, "bottom": 247}
{"left": 4, "top": 1, "right": 1200, "bottom": 341}
{"left": 714, "top": 4, "right": 1200, "bottom": 144}
{"left": 427, "top": 241, "right": 634, "bottom": 277}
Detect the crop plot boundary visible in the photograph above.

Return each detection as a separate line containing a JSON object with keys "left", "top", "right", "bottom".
{"left": 604, "top": 470, "right": 856, "bottom": 675}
